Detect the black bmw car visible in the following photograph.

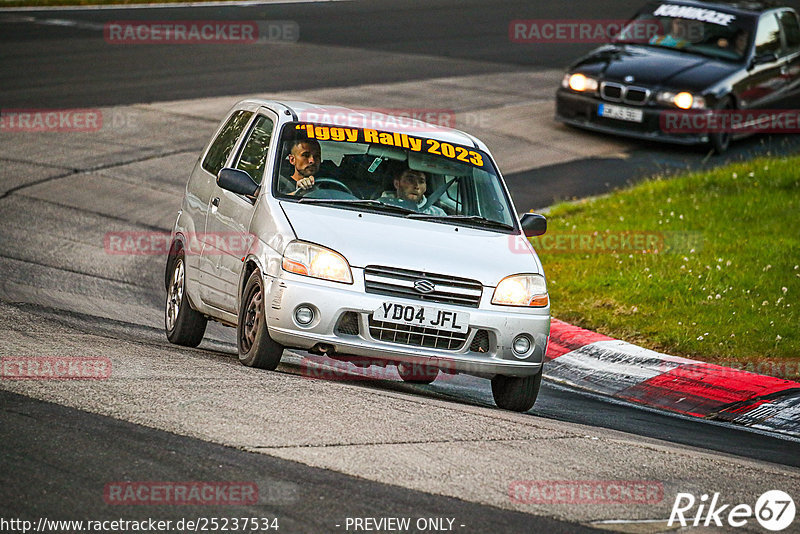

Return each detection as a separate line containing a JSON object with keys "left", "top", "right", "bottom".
{"left": 555, "top": 0, "right": 800, "bottom": 152}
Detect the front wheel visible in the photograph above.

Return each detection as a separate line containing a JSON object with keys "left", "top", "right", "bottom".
{"left": 237, "top": 268, "right": 284, "bottom": 370}
{"left": 165, "top": 249, "right": 207, "bottom": 347}
{"left": 491, "top": 369, "right": 542, "bottom": 412}
{"left": 709, "top": 96, "right": 733, "bottom": 154}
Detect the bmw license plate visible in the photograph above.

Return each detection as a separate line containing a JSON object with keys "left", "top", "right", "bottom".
{"left": 598, "top": 103, "right": 643, "bottom": 123}
{"left": 374, "top": 303, "right": 469, "bottom": 333}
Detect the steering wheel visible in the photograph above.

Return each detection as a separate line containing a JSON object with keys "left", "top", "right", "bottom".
{"left": 312, "top": 178, "right": 354, "bottom": 196}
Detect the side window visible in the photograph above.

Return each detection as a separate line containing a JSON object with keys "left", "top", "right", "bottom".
{"left": 201, "top": 110, "right": 253, "bottom": 176}
{"left": 755, "top": 14, "right": 781, "bottom": 56}
{"left": 234, "top": 115, "right": 274, "bottom": 185}
{"left": 779, "top": 11, "right": 800, "bottom": 53}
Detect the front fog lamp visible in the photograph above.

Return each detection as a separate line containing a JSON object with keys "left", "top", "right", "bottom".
{"left": 492, "top": 274, "right": 548, "bottom": 307}
{"left": 512, "top": 335, "right": 532, "bottom": 356}
{"left": 657, "top": 91, "right": 706, "bottom": 110}
{"left": 282, "top": 241, "right": 353, "bottom": 284}
{"left": 564, "top": 73, "right": 599, "bottom": 92}
{"left": 294, "top": 306, "right": 314, "bottom": 325}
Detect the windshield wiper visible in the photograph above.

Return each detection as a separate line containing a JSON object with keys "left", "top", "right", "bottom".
{"left": 296, "top": 198, "right": 417, "bottom": 215}
{"left": 406, "top": 214, "right": 515, "bottom": 231}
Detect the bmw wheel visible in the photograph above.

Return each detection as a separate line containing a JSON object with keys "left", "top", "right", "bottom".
{"left": 709, "top": 96, "right": 733, "bottom": 154}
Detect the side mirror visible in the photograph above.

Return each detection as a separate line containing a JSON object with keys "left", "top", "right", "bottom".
{"left": 217, "top": 168, "right": 259, "bottom": 197}
{"left": 520, "top": 212, "right": 547, "bottom": 237}
{"left": 750, "top": 51, "right": 778, "bottom": 68}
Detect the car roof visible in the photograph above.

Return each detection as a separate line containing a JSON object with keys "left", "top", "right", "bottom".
{"left": 644, "top": 0, "right": 793, "bottom": 16}
{"left": 236, "top": 99, "right": 488, "bottom": 152}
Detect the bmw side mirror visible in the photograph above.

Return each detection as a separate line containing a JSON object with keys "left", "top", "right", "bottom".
{"left": 520, "top": 212, "right": 547, "bottom": 237}
{"left": 217, "top": 168, "right": 259, "bottom": 197}
{"left": 750, "top": 51, "right": 778, "bottom": 69}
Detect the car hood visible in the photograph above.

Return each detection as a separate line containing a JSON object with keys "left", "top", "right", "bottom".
{"left": 575, "top": 44, "right": 739, "bottom": 91}
{"left": 280, "top": 202, "right": 542, "bottom": 287}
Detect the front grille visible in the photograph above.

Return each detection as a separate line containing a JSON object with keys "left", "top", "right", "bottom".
{"left": 364, "top": 266, "right": 483, "bottom": 308}
{"left": 624, "top": 87, "right": 649, "bottom": 105}
{"left": 600, "top": 82, "right": 650, "bottom": 106}
{"left": 368, "top": 316, "right": 468, "bottom": 350}
{"left": 601, "top": 83, "right": 623, "bottom": 101}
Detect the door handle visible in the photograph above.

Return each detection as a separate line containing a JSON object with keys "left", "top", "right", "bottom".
{"left": 212, "top": 197, "right": 220, "bottom": 207}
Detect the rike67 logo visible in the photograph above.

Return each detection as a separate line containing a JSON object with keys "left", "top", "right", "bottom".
{"left": 669, "top": 490, "right": 795, "bottom": 531}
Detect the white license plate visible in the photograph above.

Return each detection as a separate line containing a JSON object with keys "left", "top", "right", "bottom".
{"left": 374, "top": 302, "right": 469, "bottom": 333}
{"left": 598, "top": 103, "right": 643, "bottom": 123}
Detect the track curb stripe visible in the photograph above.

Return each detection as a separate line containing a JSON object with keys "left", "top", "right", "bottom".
{"left": 546, "top": 320, "right": 800, "bottom": 438}
{"left": 546, "top": 318, "right": 612, "bottom": 358}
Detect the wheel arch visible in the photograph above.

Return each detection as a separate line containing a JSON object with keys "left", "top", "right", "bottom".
{"left": 238, "top": 255, "right": 266, "bottom": 311}
{"left": 164, "top": 234, "right": 188, "bottom": 290}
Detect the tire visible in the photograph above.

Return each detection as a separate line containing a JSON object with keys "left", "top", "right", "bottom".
{"left": 165, "top": 248, "right": 207, "bottom": 347}
{"left": 491, "top": 369, "right": 542, "bottom": 412}
{"left": 237, "top": 268, "right": 284, "bottom": 370}
{"left": 709, "top": 96, "right": 733, "bottom": 154}
{"left": 397, "top": 362, "right": 438, "bottom": 384}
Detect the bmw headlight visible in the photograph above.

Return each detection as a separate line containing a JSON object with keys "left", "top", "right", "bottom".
{"left": 492, "top": 274, "right": 548, "bottom": 307}
{"left": 282, "top": 241, "right": 353, "bottom": 284}
{"left": 563, "top": 73, "right": 599, "bottom": 93}
{"left": 656, "top": 91, "right": 706, "bottom": 109}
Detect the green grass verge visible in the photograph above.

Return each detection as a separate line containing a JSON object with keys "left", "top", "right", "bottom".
{"left": 532, "top": 154, "right": 799, "bottom": 380}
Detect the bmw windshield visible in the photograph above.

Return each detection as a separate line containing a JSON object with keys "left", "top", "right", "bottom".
{"left": 616, "top": 3, "right": 755, "bottom": 61}
{"left": 272, "top": 121, "right": 517, "bottom": 232}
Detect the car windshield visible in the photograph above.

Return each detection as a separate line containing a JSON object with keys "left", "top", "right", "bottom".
{"left": 615, "top": 3, "right": 755, "bottom": 61}
{"left": 273, "top": 121, "right": 517, "bottom": 231}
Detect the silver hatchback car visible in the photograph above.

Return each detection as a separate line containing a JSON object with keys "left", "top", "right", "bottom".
{"left": 165, "top": 100, "right": 550, "bottom": 411}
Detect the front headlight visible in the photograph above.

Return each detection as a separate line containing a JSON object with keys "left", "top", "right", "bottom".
{"left": 563, "top": 73, "right": 599, "bottom": 92}
{"left": 656, "top": 90, "right": 706, "bottom": 109}
{"left": 492, "top": 274, "right": 548, "bottom": 307}
{"left": 281, "top": 241, "right": 353, "bottom": 284}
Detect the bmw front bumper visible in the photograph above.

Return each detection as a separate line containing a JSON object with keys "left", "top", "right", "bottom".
{"left": 555, "top": 89, "right": 710, "bottom": 145}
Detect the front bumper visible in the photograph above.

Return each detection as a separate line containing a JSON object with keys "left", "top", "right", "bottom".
{"left": 555, "top": 89, "right": 710, "bottom": 145}
{"left": 264, "top": 271, "right": 550, "bottom": 378}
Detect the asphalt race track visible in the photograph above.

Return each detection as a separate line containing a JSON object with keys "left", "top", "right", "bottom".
{"left": 1, "top": 1, "right": 799, "bottom": 533}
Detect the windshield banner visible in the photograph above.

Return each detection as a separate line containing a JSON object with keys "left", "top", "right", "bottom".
{"left": 294, "top": 123, "right": 485, "bottom": 167}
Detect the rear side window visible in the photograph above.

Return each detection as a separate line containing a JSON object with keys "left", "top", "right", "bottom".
{"left": 202, "top": 110, "right": 253, "bottom": 176}
{"left": 755, "top": 14, "right": 781, "bottom": 56}
{"left": 779, "top": 10, "right": 800, "bottom": 51}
